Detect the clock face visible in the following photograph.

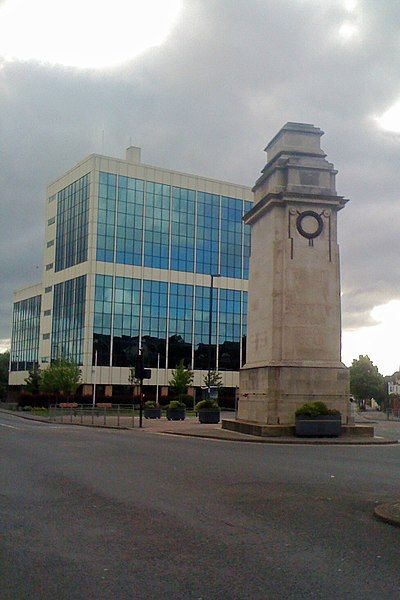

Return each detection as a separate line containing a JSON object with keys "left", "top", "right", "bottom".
{"left": 296, "top": 210, "right": 323, "bottom": 239}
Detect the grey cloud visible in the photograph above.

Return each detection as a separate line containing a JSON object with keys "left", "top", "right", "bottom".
{"left": 1, "top": 0, "right": 400, "bottom": 343}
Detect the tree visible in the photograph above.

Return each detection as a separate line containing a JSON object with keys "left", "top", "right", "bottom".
{"left": 24, "top": 364, "right": 41, "bottom": 395}
{"left": 349, "top": 355, "right": 386, "bottom": 407}
{"left": 204, "top": 370, "right": 223, "bottom": 389}
{"left": 40, "top": 358, "right": 81, "bottom": 396}
{"left": 169, "top": 359, "right": 193, "bottom": 401}
{"left": 0, "top": 351, "right": 10, "bottom": 400}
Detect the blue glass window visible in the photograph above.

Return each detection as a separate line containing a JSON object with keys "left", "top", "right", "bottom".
{"left": 218, "top": 288, "right": 241, "bottom": 371}
{"left": 55, "top": 174, "right": 89, "bottom": 271}
{"left": 92, "top": 274, "right": 247, "bottom": 373}
{"left": 96, "top": 172, "right": 251, "bottom": 282}
{"left": 10, "top": 295, "right": 41, "bottom": 371}
{"left": 144, "top": 183, "right": 170, "bottom": 269}
{"left": 196, "top": 192, "right": 219, "bottom": 275}
{"left": 243, "top": 201, "right": 252, "bottom": 279}
{"left": 171, "top": 187, "right": 195, "bottom": 272}
{"left": 51, "top": 275, "right": 86, "bottom": 364}
{"left": 168, "top": 283, "right": 193, "bottom": 368}
{"left": 112, "top": 276, "right": 141, "bottom": 367}
{"left": 141, "top": 279, "right": 168, "bottom": 368}
{"left": 194, "top": 285, "right": 217, "bottom": 370}
{"left": 220, "top": 197, "right": 243, "bottom": 278}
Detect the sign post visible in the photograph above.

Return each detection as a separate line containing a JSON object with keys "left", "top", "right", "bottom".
{"left": 135, "top": 351, "right": 151, "bottom": 428}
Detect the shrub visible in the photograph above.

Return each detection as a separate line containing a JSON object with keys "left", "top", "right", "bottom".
{"left": 144, "top": 400, "right": 157, "bottom": 409}
{"left": 18, "top": 392, "right": 58, "bottom": 408}
{"left": 195, "top": 399, "right": 219, "bottom": 411}
{"left": 177, "top": 394, "right": 194, "bottom": 408}
{"left": 168, "top": 400, "right": 185, "bottom": 410}
{"left": 22, "top": 406, "right": 32, "bottom": 411}
{"left": 295, "top": 401, "right": 340, "bottom": 417}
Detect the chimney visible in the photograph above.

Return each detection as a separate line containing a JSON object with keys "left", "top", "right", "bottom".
{"left": 125, "top": 146, "right": 141, "bottom": 164}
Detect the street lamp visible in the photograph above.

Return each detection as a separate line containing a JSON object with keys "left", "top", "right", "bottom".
{"left": 92, "top": 340, "right": 98, "bottom": 407}
{"left": 207, "top": 273, "right": 220, "bottom": 397}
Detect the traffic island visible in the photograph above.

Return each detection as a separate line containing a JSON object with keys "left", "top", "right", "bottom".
{"left": 221, "top": 418, "right": 375, "bottom": 438}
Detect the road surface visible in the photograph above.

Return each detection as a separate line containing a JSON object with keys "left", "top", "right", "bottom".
{"left": 1, "top": 411, "right": 400, "bottom": 599}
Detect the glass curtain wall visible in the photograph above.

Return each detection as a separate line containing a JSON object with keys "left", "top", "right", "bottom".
{"left": 168, "top": 283, "right": 193, "bottom": 368}
{"left": 194, "top": 285, "right": 216, "bottom": 370}
{"left": 51, "top": 275, "right": 86, "bottom": 364}
{"left": 218, "top": 289, "right": 241, "bottom": 371}
{"left": 243, "top": 201, "right": 252, "bottom": 279}
{"left": 145, "top": 183, "right": 170, "bottom": 269}
{"left": 112, "top": 276, "right": 141, "bottom": 367}
{"left": 195, "top": 192, "right": 219, "bottom": 275}
{"left": 96, "top": 172, "right": 251, "bottom": 279}
{"left": 10, "top": 295, "right": 41, "bottom": 371}
{"left": 93, "top": 274, "right": 113, "bottom": 365}
{"left": 220, "top": 197, "right": 243, "bottom": 278}
{"left": 55, "top": 174, "right": 89, "bottom": 272}
{"left": 94, "top": 172, "right": 251, "bottom": 374}
{"left": 141, "top": 280, "right": 167, "bottom": 368}
{"left": 93, "top": 276, "right": 245, "bottom": 371}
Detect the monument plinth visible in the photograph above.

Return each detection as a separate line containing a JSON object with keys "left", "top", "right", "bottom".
{"left": 231, "top": 122, "right": 352, "bottom": 429}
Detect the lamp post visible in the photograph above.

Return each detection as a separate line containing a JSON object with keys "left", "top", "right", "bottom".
{"left": 92, "top": 341, "right": 98, "bottom": 408}
{"left": 207, "top": 273, "right": 220, "bottom": 398}
{"left": 156, "top": 352, "right": 160, "bottom": 406}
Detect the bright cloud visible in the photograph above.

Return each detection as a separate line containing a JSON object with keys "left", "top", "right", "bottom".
{"left": 338, "top": 20, "right": 359, "bottom": 41}
{"left": 342, "top": 300, "right": 400, "bottom": 375}
{"left": 0, "top": 339, "right": 10, "bottom": 353}
{"left": 376, "top": 100, "right": 400, "bottom": 133}
{"left": 343, "top": 0, "right": 358, "bottom": 13}
{"left": 0, "top": 0, "right": 182, "bottom": 69}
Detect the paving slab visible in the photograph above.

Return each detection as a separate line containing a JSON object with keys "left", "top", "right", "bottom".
{"left": 155, "top": 427, "right": 397, "bottom": 444}
{"left": 1, "top": 408, "right": 397, "bottom": 444}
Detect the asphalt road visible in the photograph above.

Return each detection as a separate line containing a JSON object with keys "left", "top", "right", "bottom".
{"left": 1, "top": 411, "right": 400, "bottom": 600}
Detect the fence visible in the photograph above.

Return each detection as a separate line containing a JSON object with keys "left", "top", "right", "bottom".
{"left": 49, "top": 404, "right": 136, "bottom": 428}
{"left": 386, "top": 408, "right": 400, "bottom": 421}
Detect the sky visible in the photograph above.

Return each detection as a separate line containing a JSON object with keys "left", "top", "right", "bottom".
{"left": 0, "top": 0, "right": 399, "bottom": 374}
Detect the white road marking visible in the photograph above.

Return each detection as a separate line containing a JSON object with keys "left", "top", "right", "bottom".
{"left": 0, "top": 423, "right": 19, "bottom": 429}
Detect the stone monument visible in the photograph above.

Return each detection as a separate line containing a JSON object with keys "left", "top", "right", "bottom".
{"left": 225, "top": 122, "right": 353, "bottom": 434}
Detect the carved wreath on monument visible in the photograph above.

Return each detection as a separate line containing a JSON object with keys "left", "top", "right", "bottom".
{"left": 295, "top": 210, "right": 324, "bottom": 240}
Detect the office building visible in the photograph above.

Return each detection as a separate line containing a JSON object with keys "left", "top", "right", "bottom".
{"left": 9, "top": 147, "right": 252, "bottom": 400}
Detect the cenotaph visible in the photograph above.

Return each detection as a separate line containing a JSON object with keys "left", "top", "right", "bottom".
{"left": 225, "top": 122, "right": 353, "bottom": 434}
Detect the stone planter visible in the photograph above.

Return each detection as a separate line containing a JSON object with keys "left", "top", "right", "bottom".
{"left": 144, "top": 407, "right": 162, "bottom": 419}
{"left": 166, "top": 408, "right": 186, "bottom": 421}
{"left": 198, "top": 409, "right": 220, "bottom": 424}
{"left": 295, "top": 414, "right": 342, "bottom": 437}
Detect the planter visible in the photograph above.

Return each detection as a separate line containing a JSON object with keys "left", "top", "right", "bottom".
{"left": 198, "top": 409, "right": 220, "bottom": 424}
{"left": 166, "top": 408, "right": 186, "bottom": 421}
{"left": 295, "top": 414, "right": 342, "bottom": 437}
{"left": 144, "top": 407, "right": 162, "bottom": 419}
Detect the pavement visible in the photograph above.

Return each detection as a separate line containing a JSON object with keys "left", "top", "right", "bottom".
{"left": 0, "top": 407, "right": 397, "bottom": 445}
{"left": 2, "top": 409, "right": 400, "bottom": 600}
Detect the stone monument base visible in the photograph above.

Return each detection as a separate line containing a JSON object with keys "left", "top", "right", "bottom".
{"left": 237, "top": 364, "right": 351, "bottom": 425}
{"left": 221, "top": 419, "right": 374, "bottom": 438}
